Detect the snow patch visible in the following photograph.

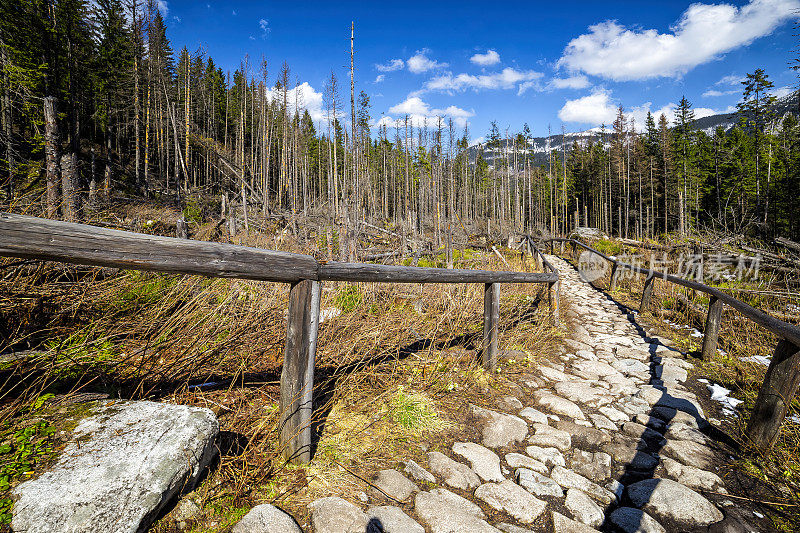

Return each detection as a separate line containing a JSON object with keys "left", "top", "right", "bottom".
{"left": 741, "top": 355, "right": 770, "bottom": 366}
{"left": 707, "top": 383, "right": 743, "bottom": 417}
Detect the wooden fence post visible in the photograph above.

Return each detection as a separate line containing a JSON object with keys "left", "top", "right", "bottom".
{"left": 560, "top": 241, "right": 565, "bottom": 254}
{"left": 481, "top": 283, "right": 499, "bottom": 371}
{"left": 549, "top": 280, "right": 560, "bottom": 327}
{"left": 279, "top": 279, "right": 321, "bottom": 464}
{"left": 640, "top": 273, "right": 655, "bottom": 314}
{"left": 701, "top": 296, "right": 723, "bottom": 361}
{"left": 609, "top": 263, "right": 618, "bottom": 291}
{"left": 745, "top": 338, "right": 800, "bottom": 452}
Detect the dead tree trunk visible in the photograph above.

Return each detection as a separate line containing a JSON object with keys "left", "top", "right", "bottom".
{"left": 44, "top": 97, "right": 60, "bottom": 218}
{"left": 60, "top": 153, "right": 79, "bottom": 222}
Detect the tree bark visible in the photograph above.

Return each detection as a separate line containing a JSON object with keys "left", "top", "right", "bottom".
{"left": 44, "top": 97, "right": 60, "bottom": 218}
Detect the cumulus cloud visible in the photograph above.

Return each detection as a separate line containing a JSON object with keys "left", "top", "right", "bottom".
{"left": 265, "top": 82, "right": 325, "bottom": 123}
{"left": 470, "top": 49, "right": 501, "bottom": 66}
{"left": 407, "top": 49, "right": 448, "bottom": 74}
{"left": 376, "top": 59, "right": 405, "bottom": 72}
{"left": 558, "top": 89, "right": 617, "bottom": 125}
{"left": 424, "top": 67, "right": 543, "bottom": 93}
{"left": 558, "top": 90, "right": 727, "bottom": 128}
{"left": 157, "top": 0, "right": 168, "bottom": 16}
{"left": 377, "top": 96, "right": 474, "bottom": 129}
{"left": 558, "top": 0, "right": 800, "bottom": 81}
{"left": 548, "top": 75, "right": 591, "bottom": 90}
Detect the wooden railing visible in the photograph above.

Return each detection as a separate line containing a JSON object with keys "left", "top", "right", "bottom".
{"left": 545, "top": 237, "right": 800, "bottom": 453}
{"left": 0, "top": 213, "right": 559, "bottom": 463}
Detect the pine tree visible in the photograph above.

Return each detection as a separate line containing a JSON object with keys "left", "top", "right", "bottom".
{"left": 674, "top": 96, "right": 695, "bottom": 236}
{"left": 737, "top": 69, "right": 776, "bottom": 223}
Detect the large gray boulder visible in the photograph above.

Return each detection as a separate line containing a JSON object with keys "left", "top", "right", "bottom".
{"left": 12, "top": 400, "right": 218, "bottom": 533}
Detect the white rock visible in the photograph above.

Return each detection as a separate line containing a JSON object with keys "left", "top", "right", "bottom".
{"left": 525, "top": 445, "right": 565, "bottom": 468}
{"left": 550, "top": 466, "right": 616, "bottom": 504}
{"left": 403, "top": 459, "right": 436, "bottom": 484}
{"left": 12, "top": 401, "right": 218, "bottom": 533}
{"left": 552, "top": 511, "right": 601, "bottom": 533}
{"left": 565, "top": 488, "right": 604, "bottom": 527}
{"left": 528, "top": 423, "right": 571, "bottom": 451}
{"left": 516, "top": 468, "right": 563, "bottom": 497}
{"left": 414, "top": 489, "right": 498, "bottom": 533}
{"left": 232, "top": 504, "right": 301, "bottom": 533}
{"left": 627, "top": 478, "right": 723, "bottom": 527}
{"left": 452, "top": 442, "right": 504, "bottom": 482}
{"left": 474, "top": 480, "right": 547, "bottom": 524}
{"left": 518, "top": 407, "right": 548, "bottom": 425}
{"left": 609, "top": 507, "right": 666, "bottom": 533}
{"left": 471, "top": 405, "right": 529, "bottom": 448}
{"left": 308, "top": 497, "right": 369, "bottom": 533}
{"left": 367, "top": 505, "right": 425, "bottom": 533}
{"left": 505, "top": 453, "right": 548, "bottom": 474}
{"left": 533, "top": 392, "right": 586, "bottom": 420}
{"left": 427, "top": 451, "right": 481, "bottom": 490}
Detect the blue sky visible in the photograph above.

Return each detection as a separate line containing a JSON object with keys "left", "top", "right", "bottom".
{"left": 160, "top": 0, "right": 799, "bottom": 140}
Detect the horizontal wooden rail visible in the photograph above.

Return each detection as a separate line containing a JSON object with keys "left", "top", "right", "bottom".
{"left": 548, "top": 237, "right": 800, "bottom": 346}
{"left": 545, "top": 236, "right": 800, "bottom": 453}
{"left": 0, "top": 213, "right": 560, "bottom": 464}
{"left": 0, "top": 212, "right": 318, "bottom": 283}
{"left": 319, "top": 261, "right": 557, "bottom": 284}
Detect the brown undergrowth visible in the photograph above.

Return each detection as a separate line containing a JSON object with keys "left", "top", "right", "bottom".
{"left": 0, "top": 212, "right": 559, "bottom": 531}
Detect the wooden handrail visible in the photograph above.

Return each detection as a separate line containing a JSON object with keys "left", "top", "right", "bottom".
{"left": 0, "top": 213, "right": 557, "bottom": 285}
{"left": 0, "top": 212, "right": 319, "bottom": 283}
{"left": 547, "top": 237, "right": 800, "bottom": 346}
{"left": 0, "top": 213, "right": 560, "bottom": 464}
{"left": 545, "top": 236, "right": 800, "bottom": 453}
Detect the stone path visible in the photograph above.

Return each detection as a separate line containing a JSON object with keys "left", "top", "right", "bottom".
{"left": 236, "top": 255, "right": 752, "bottom": 532}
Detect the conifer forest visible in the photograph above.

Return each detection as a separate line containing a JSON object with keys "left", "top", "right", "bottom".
{"left": 1, "top": 1, "right": 799, "bottom": 243}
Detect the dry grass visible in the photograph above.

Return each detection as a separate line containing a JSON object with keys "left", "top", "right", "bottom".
{"left": 0, "top": 209, "right": 559, "bottom": 531}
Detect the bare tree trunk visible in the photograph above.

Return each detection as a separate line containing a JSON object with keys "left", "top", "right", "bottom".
{"left": 44, "top": 97, "right": 60, "bottom": 218}
{"left": 60, "top": 152, "right": 79, "bottom": 222}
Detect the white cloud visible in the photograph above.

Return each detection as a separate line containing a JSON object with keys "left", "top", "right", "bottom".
{"left": 470, "top": 49, "right": 501, "bottom": 66}
{"left": 265, "top": 82, "right": 325, "bottom": 123}
{"left": 715, "top": 74, "right": 745, "bottom": 86}
{"left": 376, "top": 59, "right": 405, "bottom": 72}
{"left": 407, "top": 49, "right": 448, "bottom": 74}
{"left": 548, "top": 75, "right": 591, "bottom": 90}
{"left": 378, "top": 96, "right": 474, "bottom": 129}
{"left": 702, "top": 89, "right": 738, "bottom": 97}
{"left": 558, "top": 0, "right": 800, "bottom": 81}
{"left": 259, "top": 18, "right": 270, "bottom": 39}
{"left": 374, "top": 74, "right": 385, "bottom": 83}
{"left": 559, "top": 90, "right": 729, "bottom": 128}
{"left": 772, "top": 85, "right": 796, "bottom": 98}
{"left": 157, "top": 0, "right": 168, "bottom": 16}
{"left": 424, "top": 67, "right": 543, "bottom": 93}
{"left": 558, "top": 89, "right": 617, "bottom": 125}
{"left": 518, "top": 80, "right": 542, "bottom": 95}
